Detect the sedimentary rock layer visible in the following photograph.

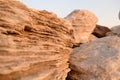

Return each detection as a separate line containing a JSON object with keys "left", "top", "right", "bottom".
{"left": 0, "top": 0, "right": 73, "bottom": 80}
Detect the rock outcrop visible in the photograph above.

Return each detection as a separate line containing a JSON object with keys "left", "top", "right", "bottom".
{"left": 65, "top": 10, "right": 98, "bottom": 45}
{"left": 0, "top": 0, "right": 73, "bottom": 80}
{"left": 92, "top": 24, "right": 111, "bottom": 38}
{"left": 68, "top": 36, "right": 120, "bottom": 80}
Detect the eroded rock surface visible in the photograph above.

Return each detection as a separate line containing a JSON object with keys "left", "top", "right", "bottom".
{"left": 68, "top": 36, "right": 120, "bottom": 80}
{"left": 0, "top": 0, "right": 73, "bottom": 80}
{"left": 65, "top": 10, "right": 98, "bottom": 45}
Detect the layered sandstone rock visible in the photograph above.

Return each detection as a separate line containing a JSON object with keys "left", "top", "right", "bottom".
{"left": 68, "top": 36, "right": 120, "bottom": 80}
{"left": 0, "top": 0, "right": 73, "bottom": 80}
{"left": 65, "top": 10, "right": 98, "bottom": 45}
{"left": 92, "top": 24, "right": 111, "bottom": 38}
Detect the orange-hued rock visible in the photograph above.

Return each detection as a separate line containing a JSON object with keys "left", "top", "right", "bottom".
{"left": 68, "top": 36, "right": 120, "bottom": 80}
{"left": 0, "top": 0, "right": 73, "bottom": 80}
{"left": 65, "top": 10, "right": 98, "bottom": 45}
{"left": 88, "top": 34, "right": 98, "bottom": 42}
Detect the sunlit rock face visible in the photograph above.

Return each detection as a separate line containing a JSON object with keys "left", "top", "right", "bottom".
{"left": 0, "top": 0, "right": 73, "bottom": 80}
{"left": 65, "top": 10, "right": 98, "bottom": 45}
{"left": 68, "top": 36, "right": 120, "bottom": 80}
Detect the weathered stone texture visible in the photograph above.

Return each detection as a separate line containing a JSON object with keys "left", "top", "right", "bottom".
{"left": 111, "top": 25, "right": 120, "bottom": 36}
{"left": 65, "top": 10, "right": 98, "bottom": 45}
{"left": 0, "top": 0, "right": 73, "bottom": 80}
{"left": 68, "top": 36, "right": 120, "bottom": 80}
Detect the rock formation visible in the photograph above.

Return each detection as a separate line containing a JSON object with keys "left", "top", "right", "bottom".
{"left": 88, "top": 34, "right": 98, "bottom": 42}
{"left": 65, "top": 10, "right": 98, "bottom": 45}
{"left": 92, "top": 24, "right": 111, "bottom": 38}
{"left": 68, "top": 36, "right": 120, "bottom": 80}
{"left": 105, "top": 32, "right": 118, "bottom": 37}
{"left": 111, "top": 25, "right": 120, "bottom": 36}
{"left": 0, "top": 0, "right": 73, "bottom": 80}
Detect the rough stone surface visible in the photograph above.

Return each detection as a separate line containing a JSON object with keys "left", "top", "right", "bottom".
{"left": 106, "top": 32, "right": 118, "bottom": 37}
{"left": 92, "top": 24, "right": 111, "bottom": 38}
{"left": 88, "top": 34, "right": 98, "bottom": 42}
{"left": 111, "top": 25, "right": 120, "bottom": 36}
{"left": 65, "top": 10, "right": 98, "bottom": 45}
{"left": 68, "top": 36, "right": 120, "bottom": 80}
{"left": 0, "top": 0, "right": 73, "bottom": 80}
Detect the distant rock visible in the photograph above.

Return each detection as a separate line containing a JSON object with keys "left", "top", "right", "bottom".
{"left": 92, "top": 24, "right": 111, "bottom": 38}
{"left": 111, "top": 25, "right": 120, "bottom": 36}
{"left": 106, "top": 31, "right": 118, "bottom": 37}
{"left": 68, "top": 36, "right": 120, "bottom": 80}
{"left": 0, "top": 0, "right": 73, "bottom": 80}
{"left": 65, "top": 10, "right": 98, "bottom": 45}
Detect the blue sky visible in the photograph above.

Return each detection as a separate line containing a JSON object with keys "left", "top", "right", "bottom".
{"left": 20, "top": 0, "right": 120, "bottom": 28}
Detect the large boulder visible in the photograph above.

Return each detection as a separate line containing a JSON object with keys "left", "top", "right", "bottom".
{"left": 68, "top": 36, "right": 120, "bottom": 80}
{"left": 92, "top": 24, "right": 111, "bottom": 38}
{"left": 65, "top": 10, "right": 98, "bottom": 45}
{"left": 0, "top": 0, "right": 73, "bottom": 80}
